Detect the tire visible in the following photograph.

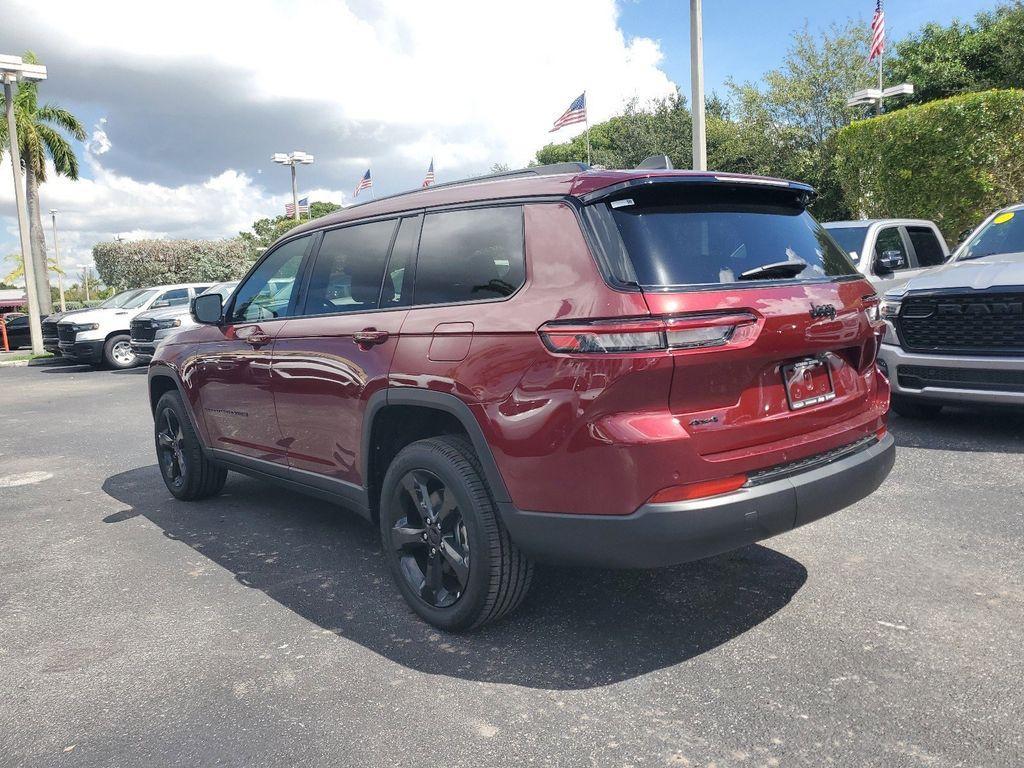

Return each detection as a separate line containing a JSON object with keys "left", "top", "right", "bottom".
{"left": 154, "top": 391, "right": 227, "bottom": 501}
{"left": 891, "top": 394, "right": 943, "bottom": 419}
{"left": 379, "top": 435, "right": 533, "bottom": 631}
{"left": 103, "top": 333, "right": 139, "bottom": 369}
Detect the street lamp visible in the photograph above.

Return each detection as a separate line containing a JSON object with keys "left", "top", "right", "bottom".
{"left": 847, "top": 83, "right": 914, "bottom": 115}
{"left": 271, "top": 151, "right": 314, "bottom": 221}
{"left": 50, "top": 209, "right": 66, "bottom": 312}
{"left": 1, "top": 53, "right": 47, "bottom": 355}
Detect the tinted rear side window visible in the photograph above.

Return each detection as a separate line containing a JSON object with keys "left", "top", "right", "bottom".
{"left": 588, "top": 185, "right": 857, "bottom": 287}
{"left": 414, "top": 206, "right": 525, "bottom": 305}
{"left": 906, "top": 226, "right": 946, "bottom": 267}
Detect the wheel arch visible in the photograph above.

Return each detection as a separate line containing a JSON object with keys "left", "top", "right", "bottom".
{"left": 148, "top": 366, "right": 210, "bottom": 451}
{"left": 363, "top": 389, "right": 511, "bottom": 520}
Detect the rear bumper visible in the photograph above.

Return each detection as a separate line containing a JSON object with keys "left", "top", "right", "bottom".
{"left": 499, "top": 433, "right": 895, "bottom": 568}
{"left": 58, "top": 339, "right": 104, "bottom": 364}
{"left": 879, "top": 342, "right": 1024, "bottom": 406}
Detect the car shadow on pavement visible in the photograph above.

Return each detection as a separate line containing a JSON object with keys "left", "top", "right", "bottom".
{"left": 889, "top": 407, "right": 1024, "bottom": 454}
{"left": 102, "top": 465, "right": 807, "bottom": 690}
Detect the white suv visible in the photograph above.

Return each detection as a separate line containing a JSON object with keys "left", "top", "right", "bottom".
{"left": 56, "top": 283, "right": 212, "bottom": 368}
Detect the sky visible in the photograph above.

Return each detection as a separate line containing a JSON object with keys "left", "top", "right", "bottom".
{"left": 0, "top": 0, "right": 1001, "bottom": 282}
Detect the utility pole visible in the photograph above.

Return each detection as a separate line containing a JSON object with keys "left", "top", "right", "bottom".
{"left": 1, "top": 55, "right": 48, "bottom": 355}
{"left": 689, "top": 0, "right": 707, "bottom": 171}
{"left": 50, "top": 209, "right": 66, "bottom": 312}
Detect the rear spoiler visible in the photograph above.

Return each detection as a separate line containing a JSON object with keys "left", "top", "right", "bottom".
{"left": 579, "top": 174, "right": 818, "bottom": 207}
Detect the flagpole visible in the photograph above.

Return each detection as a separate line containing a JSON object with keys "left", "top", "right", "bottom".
{"left": 584, "top": 90, "right": 591, "bottom": 166}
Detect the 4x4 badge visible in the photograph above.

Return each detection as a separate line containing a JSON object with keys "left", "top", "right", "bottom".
{"left": 809, "top": 303, "right": 837, "bottom": 320}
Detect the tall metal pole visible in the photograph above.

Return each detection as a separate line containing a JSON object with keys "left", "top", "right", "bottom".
{"left": 50, "top": 210, "right": 66, "bottom": 312}
{"left": 290, "top": 163, "right": 299, "bottom": 221}
{"left": 689, "top": 0, "right": 707, "bottom": 171}
{"left": 3, "top": 75, "right": 44, "bottom": 355}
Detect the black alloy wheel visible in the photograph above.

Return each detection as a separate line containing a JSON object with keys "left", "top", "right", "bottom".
{"left": 390, "top": 468, "right": 471, "bottom": 608}
{"left": 157, "top": 407, "right": 187, "bottom": 490}
{"left": 379, "top": 435, "right": 533, "bottom": 631}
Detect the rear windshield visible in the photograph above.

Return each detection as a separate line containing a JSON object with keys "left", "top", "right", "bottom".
{"left": 823, "top": 225, "right": 869, "bottom": 260}
{"left": 585, "top": 185, "right": 858, "bottom": 287}
{"left": 955, "top": 209, "right": 1024, "bottom": 261}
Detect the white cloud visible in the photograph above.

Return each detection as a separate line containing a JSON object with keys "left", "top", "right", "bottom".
{"left": 1, "top": 0, "right": 676, "bottom": 271}
{"left": 86, "top": 117, "right": 111, "bottom": 155}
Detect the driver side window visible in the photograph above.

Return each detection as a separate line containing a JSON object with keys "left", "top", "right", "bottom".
{"left": 230, "top": 236, "right": 310, "bottom": 323}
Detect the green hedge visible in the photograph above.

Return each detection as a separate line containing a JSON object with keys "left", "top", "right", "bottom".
{"left": 93, "top": 238, "right": 258, "bottom": 291}
{"left": 835, "top": 89, "right": 1024, "bottom": 241}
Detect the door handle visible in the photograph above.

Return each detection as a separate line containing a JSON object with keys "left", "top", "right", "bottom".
{"left": 353, "top": 329, "right": 389, "bottom": 348}
{"left": 245, "top": 331, "right": 272, "bottom": 348}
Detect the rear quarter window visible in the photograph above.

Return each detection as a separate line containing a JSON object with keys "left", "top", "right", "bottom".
{"left": 413, "top": 206, "right": 525, "bottom": 306}
{"left": 586, "top": 184, "right": 857, "bottom": 287}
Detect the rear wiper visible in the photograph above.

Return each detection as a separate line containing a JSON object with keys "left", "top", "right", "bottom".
{"left": 738, "top": 260, "right": 808, "bottom": 280}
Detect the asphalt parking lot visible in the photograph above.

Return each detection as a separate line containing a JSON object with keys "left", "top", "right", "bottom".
{"left": 1, "top": 362, "right": 1021, "bottom": 767}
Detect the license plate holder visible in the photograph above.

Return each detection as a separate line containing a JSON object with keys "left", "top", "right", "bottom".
{"left": 782, "top": 357, "right": 836, "bottom": 410}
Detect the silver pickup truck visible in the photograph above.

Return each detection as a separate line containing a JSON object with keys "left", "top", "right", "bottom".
{"left": 877, "top": 204, "right": 1024, "bottom": 417}
{"left": 823, "top": 219, "right": 950, "bottom": 293}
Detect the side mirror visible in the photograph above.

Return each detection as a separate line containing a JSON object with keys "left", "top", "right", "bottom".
{"left": 875, "top": 250, "right": 904, "bottom": 273}
{"left": 191, "top": 293, "right": 223, "bottom": 325}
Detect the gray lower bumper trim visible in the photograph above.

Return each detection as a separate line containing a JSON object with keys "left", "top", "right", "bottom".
{"left": 498, "top": 434, "right": 895, "bottom": 569}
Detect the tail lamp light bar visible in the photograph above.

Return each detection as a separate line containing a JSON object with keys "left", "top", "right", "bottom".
{"left": 539, "top": 312, "right": 758, "bottom": 354}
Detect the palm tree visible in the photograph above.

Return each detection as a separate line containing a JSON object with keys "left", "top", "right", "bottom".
{"left": 0, "top": 51, "right": 85, "bottom": 315}
{"left": 3, "top": 251, "right": 64, "bottom": 286}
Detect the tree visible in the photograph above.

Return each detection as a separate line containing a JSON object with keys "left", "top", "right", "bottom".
{"left": 725, "top": 20, "right": 875, "bottom": 219}
{"left": 239, "top": 201, "right": 343, "bottom": 249}
{"left": 887, "top": 2, "right": 1024, "bottom": 106}
{"left": 3, "top": 250, "right": 63, "bottom": 285}
{"left": 0, "top": 51, "right": 86, "bottom": 315}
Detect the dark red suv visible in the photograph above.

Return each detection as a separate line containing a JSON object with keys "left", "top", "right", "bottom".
{"left": 149, "top": 164, "right": 895, "bottom": 630}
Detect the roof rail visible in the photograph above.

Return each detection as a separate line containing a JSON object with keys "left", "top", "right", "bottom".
{"left": 345, "top": 161, "right": 592, "bottom": 209}
{"left": 424, "top": 161, "right": 590, "bottom": 192}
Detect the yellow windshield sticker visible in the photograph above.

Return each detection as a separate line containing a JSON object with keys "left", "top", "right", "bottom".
{"left": 994, "top": 211, "right": 1015, "bottom": 224}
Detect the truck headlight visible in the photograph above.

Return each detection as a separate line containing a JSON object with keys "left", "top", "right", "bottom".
{"left": 153, "top": 318, "right": 181, "bottom": 330}
{"left": 72, "top": 322, "right": 99, "bottom": 332}
{"left": 879, "top": 299, "right": 902, "bottom": 319}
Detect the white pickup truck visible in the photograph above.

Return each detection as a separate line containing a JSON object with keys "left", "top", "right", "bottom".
{"left": 823, "top": 219, "right": 950, "bottom": 293}
{"left": 55, "top": 283, "right": 212, "bottom": 368}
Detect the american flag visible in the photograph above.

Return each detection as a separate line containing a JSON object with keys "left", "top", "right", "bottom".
{"left": 869, "top": 0, "right": 885, "bottom": 62}
{"left": 550, "top": 92, "right": 587, "bottom": 132}
{"left": 285, "top": 196, "right": 309, "bottom": 217}
{"left": 353, "top": 169, "right": 372, "bottom": 198}
{"left": 422, "top": 158, "right": 435, "bottom": 188}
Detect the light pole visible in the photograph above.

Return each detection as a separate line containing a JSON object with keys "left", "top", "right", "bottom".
{"left": 75, "top": 264, "right": 91, "bottom": 302}
{"left": 50, "top": 209, "right": 66, "bottom": 312}
{"left": 689, "top": 0, "right": 707, "bottom": 171}
{"left": 271, "top": 151, "right": 314, "bottom": 220}
{"left": 1, "top": 54, "right": 47, "bottom": 355}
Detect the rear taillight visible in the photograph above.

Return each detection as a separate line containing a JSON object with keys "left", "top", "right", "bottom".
{"left": 539, "top": 312, "right": 757, "bottom": 354}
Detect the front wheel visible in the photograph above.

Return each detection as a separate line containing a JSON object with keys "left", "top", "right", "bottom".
{"left": 379, "top": 435, "right": 533, "bottom": 631}
{"left": 103, "top": 333, "right": 139, "bottom": 369}
{"left": 154, "top": 391, "right": 227, "bottom": 500}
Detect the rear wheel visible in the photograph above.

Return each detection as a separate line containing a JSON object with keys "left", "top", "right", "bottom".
{"left": 379, "top": 435, "right": 533, "bottom": 631}
{"left": 891, "top": 394, "right": 943, "bottom": 419}
{"left": 154, "top": 391, "right": 227, "bottom": 500}
{"left": 103, "top": 333, "right": 138, "bottom": 369}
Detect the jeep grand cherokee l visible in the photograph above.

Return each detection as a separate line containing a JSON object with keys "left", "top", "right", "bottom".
{"left": 879, "top": 203, "right": 1024, "bottom": 417}
{"left": 148, "top": 164, "right": 895, "bottom": 630}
